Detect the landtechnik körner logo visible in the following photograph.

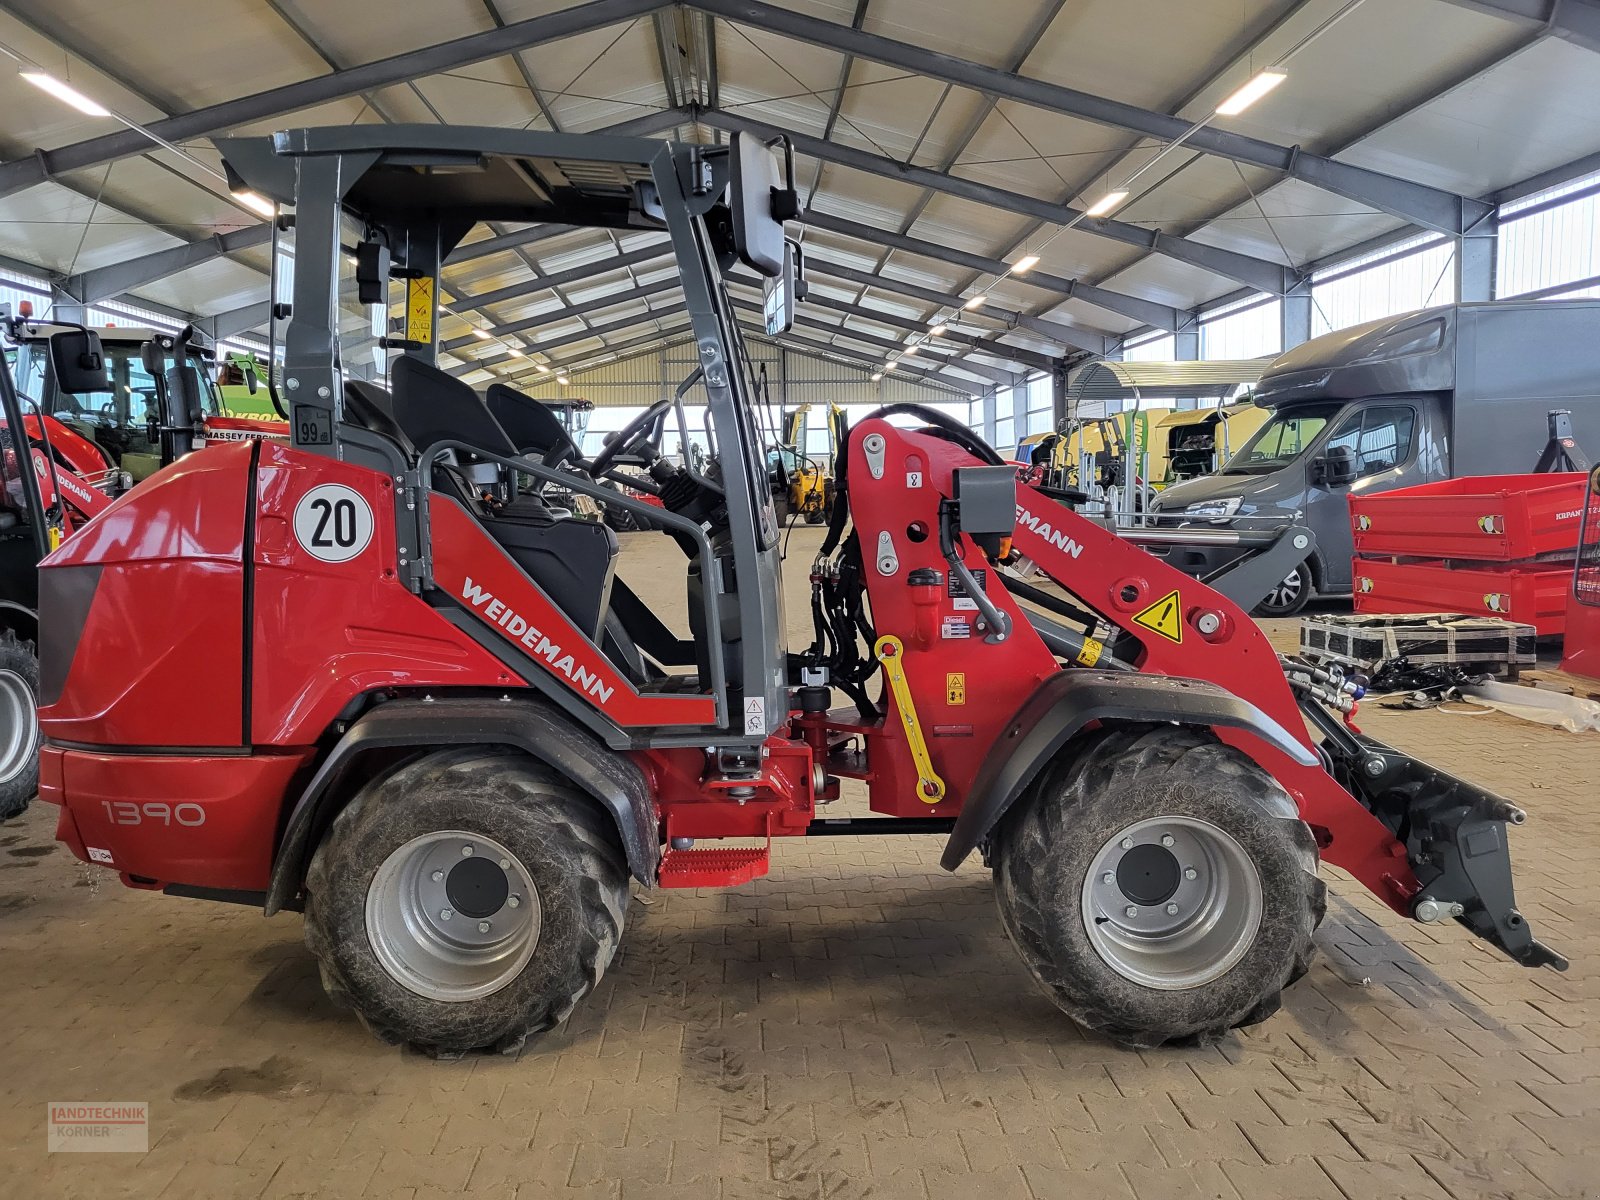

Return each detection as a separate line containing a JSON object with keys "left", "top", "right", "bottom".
{"left": 47, "top": 1102, "right": 149, "bottom": 1153}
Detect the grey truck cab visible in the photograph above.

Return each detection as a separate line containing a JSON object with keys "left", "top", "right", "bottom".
{"left": 1143, "top": 299, "right": 1600, "bottom": 615}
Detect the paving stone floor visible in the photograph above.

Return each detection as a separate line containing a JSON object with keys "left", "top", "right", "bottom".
{"left": 1, "top": 525, "right": 1595, "bottom": 1199}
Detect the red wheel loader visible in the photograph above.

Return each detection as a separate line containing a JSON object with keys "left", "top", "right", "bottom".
{"left": 34, "top": 127, "right": 1562, "bottom": 1056}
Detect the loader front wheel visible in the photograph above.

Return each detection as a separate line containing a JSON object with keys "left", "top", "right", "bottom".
{"left": 304, "top": 749, "right": 629, "bottom": 1057}
{"left": 0, "top": 629, "right": 39, "bottom": 820}
{"left": 994, "top": 725, "right": 1323, "bottom": 1048}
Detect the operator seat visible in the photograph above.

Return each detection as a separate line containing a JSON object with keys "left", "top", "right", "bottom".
{"left": 484, "top": 383, "right": 578, "bottom": 466}
{"left": 341, "top": 375, "right": 620, "bottom": 643}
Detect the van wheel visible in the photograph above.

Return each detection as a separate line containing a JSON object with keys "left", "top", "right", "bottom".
{"left": 993, "top": 726, "right": 1324, "bottom": 1048}
{"left": 303, "top": 749, "right": 629, "bottom": 1057}
{"left": 0, "top": 629, "right": 39, "bottom": 820}
{"left": 1253, "top": 562, "right": 1313, "bottom": 618}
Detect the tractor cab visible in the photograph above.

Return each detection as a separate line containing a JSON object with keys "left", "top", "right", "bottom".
{"left": 4, "top": 315, "right": 286, "bottom": 482}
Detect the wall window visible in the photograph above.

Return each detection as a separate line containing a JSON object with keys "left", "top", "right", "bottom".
{"left": 1311, "top": 235, "right": 1456, "bottom": 336}
{"left": 1498, "top": 171, "right": 1600, "bottom": 300}
{"left": 1199, "top": 297, "right": 1281, "bottom": 360}
{"left": 1024, "top": 373, "right": 1053, "bottom": 436}
{"left": 1122, "top": 333, "right": 1174, "bottom": 362}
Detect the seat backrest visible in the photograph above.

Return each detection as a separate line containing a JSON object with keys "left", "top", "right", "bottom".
{"left": 484, "top": 383, "right": 577, "bottom": 465}
{"left": 343, "top": 381, "right": 415, "bottom": 456}
{"left": 391, "top": 355, "right": 517, "bottom": 457}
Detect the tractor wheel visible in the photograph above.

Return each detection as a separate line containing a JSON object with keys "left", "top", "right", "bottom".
{"left": 993, "top": 725, "right": 1323, "bottom": 1048}
{"left": 0, "top": 628, "right": 40, "bottom": 820}
{"left": 1252, "top": 562, "right": 1313, "bottom": 619}
{"left": 303, "top": 749, "right": 629, "bottom": 1057}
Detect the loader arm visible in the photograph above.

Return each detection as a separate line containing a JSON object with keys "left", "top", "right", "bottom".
{"left": 843, "top": 419, "right": 1557, "bottom": 971}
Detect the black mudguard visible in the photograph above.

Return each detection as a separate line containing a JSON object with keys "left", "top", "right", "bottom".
{"left": 941, "top": 669, "right": 1317, "bottom": 871}
{"left": 264, "top": 696, "right": 657, "bottom": 915}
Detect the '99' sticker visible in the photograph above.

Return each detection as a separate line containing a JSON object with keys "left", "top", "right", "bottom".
{"left": 293, "top": 484, "right": 375, "bottom": 563}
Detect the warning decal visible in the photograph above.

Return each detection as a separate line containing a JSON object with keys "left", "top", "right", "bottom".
{"left": 406, "top": 276, "right": 436, "bottom": 345}
{"left": 945, "top": 672, "right": 966, "bottom": 705}
{"left": 1132, "top": 590, "right": 1183, "bottom": 644}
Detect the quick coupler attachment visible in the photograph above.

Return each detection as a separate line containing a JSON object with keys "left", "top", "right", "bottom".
{"left": 1342, "top": 733, "right": 1567, "bottom": 972}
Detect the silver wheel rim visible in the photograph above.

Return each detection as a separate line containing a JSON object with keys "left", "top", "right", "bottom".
{"left": 1263, "top": 569, "right": 1304, "bottom": 612}
{"left": 0, "top": 669, "right": 38, "bottom": 787}
{"left": 365, "top": 831, "right": 541, "bottom": 1002}
{"left": 1080, "top": 816, "right": 1263, "bottom": 990}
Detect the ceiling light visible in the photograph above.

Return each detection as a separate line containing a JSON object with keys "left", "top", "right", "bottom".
{"left": 903, "top": 344, "right": 917, "bottom": 357}
{"left": 871, "top": 372, "right": 883, "bottom": 382}
{"left": 556, "top": 374, "right": 570, "bottom": 385}
{"left": 929, "top": 322, "right": 947, "bottom": 337}
{"left": 536, "top": 363, "right": 550, "bottom": 374}
{"left": 1084, "top": 191, "right": 1128, "bottom": 218}
{"left": 884, "top": 361, "right": 897, "bottom": 372}
{"left": 232, "top": 189, "right": 277, "bottom": 219}
{"left": 20, "top": 72, "right": 110, "bottom": 117}
{"left": 1012, "top": 254, "right": 1040, "bottom": 274}
{"left": 963, "top": 294, "right": 987, "bottom": 311}
{"left": 1215, "top": 69, "right": 1287, "bottom": 116}
{"left": 471, "top": 328, "right": 492, "bottom": 341}
{"left": 508, "top": 348, "right": 526, "bottom": 358}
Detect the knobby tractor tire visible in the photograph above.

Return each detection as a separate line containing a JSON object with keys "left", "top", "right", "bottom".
{"left": 0, "top": 628, "right": 39, "bottom": 820}
{"left": 303, "top": 749, "right": 629, "bottom": 1057}
{"left": 994, "top": 725, "right": 1324, "bottom": 1049}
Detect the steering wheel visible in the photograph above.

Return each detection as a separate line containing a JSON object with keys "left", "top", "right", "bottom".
{"left": 588, "top": 395, "right": 674, "bottom": 479}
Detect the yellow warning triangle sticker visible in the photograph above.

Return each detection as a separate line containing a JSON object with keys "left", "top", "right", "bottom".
{"left": 1132, "top": 589, "right": 1183, "bottom": 644}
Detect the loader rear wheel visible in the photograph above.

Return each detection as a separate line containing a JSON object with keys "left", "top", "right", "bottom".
{"left": 0, "top": 629, "right": 40, "bottom": 820}
{"left": 303, "top": 749, "right": 629, "bottom": 1057}
{"left": 994, "top": 725, "right": 1323, "bottom": 1048}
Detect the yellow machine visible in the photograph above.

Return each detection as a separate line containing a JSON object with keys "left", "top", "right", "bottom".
{"left": 1151, "top": 399, "right": 1271, "bottom": 485}
{"left": 774, "top": 403, "right": 844, "bottom": 524}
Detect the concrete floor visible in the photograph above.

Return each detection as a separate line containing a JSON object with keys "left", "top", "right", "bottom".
{"left": 3, "top": 524, "right": 1597, "bottom": 1200}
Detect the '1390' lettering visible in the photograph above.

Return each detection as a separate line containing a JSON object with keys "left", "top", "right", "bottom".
{"left": 101, "top": 801, "right": 206, "bottom": 827}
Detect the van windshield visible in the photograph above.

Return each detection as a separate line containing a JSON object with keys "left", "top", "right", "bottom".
{"left": 1221, "top": 403, "right": 1342, "bottom": 475}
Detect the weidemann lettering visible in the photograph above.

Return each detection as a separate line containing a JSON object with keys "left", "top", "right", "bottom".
{"left": 461, "top": 577, "right": 615, "bottom": 703}
{"left": 1015, "top": 505, "right": 1084, "bottom": 558}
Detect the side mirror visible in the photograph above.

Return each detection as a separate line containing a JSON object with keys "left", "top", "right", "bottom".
{"left": 245, "top": 364, "right": 258, "bottom": 395}
{"left": 141, "top": 339, "right": 165, "bottom": 376}
{"left": 51, "top": 329, "right": 109, "bottom": 394}
{"left": 729, "top": 132, "right": 794, "bottom": 277}
{"left": 1320, "top": 444, "right": 1357, "bottom": 486}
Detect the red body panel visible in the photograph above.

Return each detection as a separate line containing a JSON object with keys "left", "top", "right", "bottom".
{"left": 249, "top": 446, "right": 519, "bottom": 744}
{"left": 429, "top": 495, "right": 719, "bottom": 729}
{"left": 848, "top": 426, "right": 1057, "bottom": 818}
{"left": 40, "top": 443, "right": 251, "bottom": 747}
{"left": 40, "top": 744, "right": 311, "bottom": 889}
{"left": 1355, "top": 558, "right": 1570, "bottom": 636}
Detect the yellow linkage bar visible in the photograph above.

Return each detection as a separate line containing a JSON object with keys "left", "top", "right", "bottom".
{"left": 873, "top": 634, "right": 946, "bottom": 805}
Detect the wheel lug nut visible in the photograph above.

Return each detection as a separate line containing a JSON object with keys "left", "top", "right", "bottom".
{"left": 1120, "top": 837, "right": 1135, "bottom": 850}
{"left": 440, "top": 908, "right": 453, "bottom": 921}
{"left": 461, "top": 845, "right": 474, "bottom": 856}
{"left": 478, "top": 920, "right": 491, "bottom": 934}
{"left": 1102, "top": 872, "right": 1115, "bottom": 885}
{"left": 1184, "top": 867, "right": 1198, "bottom": 880}
{"left": 431, "top": 870, "right": 444, "bottom": 882}
{"left": 1166, "top": 903, "right": 1180, "bottom": 915}
{"left": 1160, "top": 834, "right": 1175, "bottom": 847}
{"left": 1124, "top": 905, "right": 1138, "bottom": 918}
{"left": 499, "top": 858, "right": 510, "bottom": 869}
{"left": 508, "top": 894, "right": 522, "bottom": 909}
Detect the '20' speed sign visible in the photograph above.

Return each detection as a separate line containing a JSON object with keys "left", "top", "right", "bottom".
{"left": 292, "top": 483, "right": 374, "bottom": 563}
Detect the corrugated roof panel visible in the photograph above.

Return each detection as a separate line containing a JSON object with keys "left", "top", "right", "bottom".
{"left": 0, "top": 183, "right": 181, "bottom": 276}
{"left": 511, "top": 19, "right": 668, "bottom": 132}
